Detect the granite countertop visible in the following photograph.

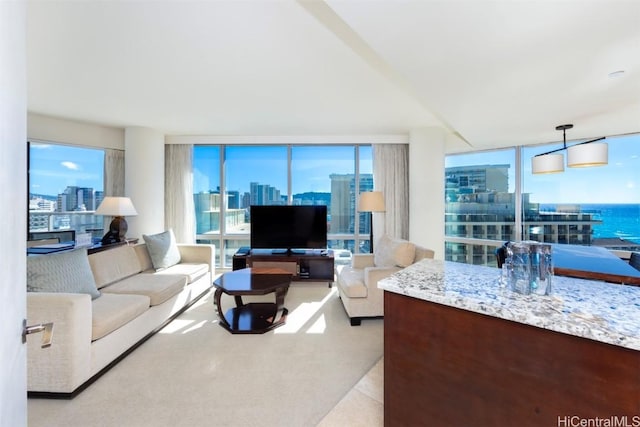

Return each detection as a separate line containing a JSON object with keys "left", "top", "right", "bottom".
{"left": 379, "top": 258, "right": 640, "bottom": 351}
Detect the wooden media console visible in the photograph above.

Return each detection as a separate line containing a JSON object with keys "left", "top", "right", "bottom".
{"left": 232, "top": 248, "right": 335, "bottom": 284}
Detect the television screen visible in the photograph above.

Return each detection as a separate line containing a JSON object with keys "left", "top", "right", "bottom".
{"left": 250, "top": 205, "right": 327, "bottom": 251}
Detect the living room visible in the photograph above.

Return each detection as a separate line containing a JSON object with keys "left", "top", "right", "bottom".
{"left": 3, "top": 1, "right": 640, "bottom": 426}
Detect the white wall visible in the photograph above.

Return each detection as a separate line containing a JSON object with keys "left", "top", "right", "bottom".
{"left": 0, "top": 1, "right": 27, "bottom": 425}
{"left": 125, "top": 127, "right": 165, "bottom": 239}
{"left": 409, "top": 127, "right": 446, "bottom": 259}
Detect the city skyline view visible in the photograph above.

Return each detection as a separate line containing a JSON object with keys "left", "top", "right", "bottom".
{"left": 28, "top": 140, "right": 639, "bottom": 246}
{"left": 29, "top": 142, "right": 104, "bottom": 197}
{"left": 30, "top": 143, "right": 374, "bottom": 199}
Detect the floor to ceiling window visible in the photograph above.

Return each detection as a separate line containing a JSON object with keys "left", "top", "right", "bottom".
{"left": 522, "top": 133, "right": 640, "bottom": 249}
{"left": 445, "top": 133, "right": 640, "bottom": 266}
{"left": 445, "top": 148, "right": 516, "bottom": 266}
{"left": 28, "top": 141, "right": 105, "bottom": 240}
{"left": 193, "top": 144, "right": 373, "bottom": 268}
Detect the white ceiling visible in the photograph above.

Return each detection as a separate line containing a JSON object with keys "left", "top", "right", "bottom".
{"left": 26, "top": 0, "right": 640, "bottom": 153}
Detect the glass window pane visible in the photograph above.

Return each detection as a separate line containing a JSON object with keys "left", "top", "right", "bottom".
{"left": 291, "top": 146, "right": 354, "bottom": 237}
{"left": 522, "top": 133, "right": 640, "bottom": 249}
{"left": 224, "top": 146, "right": 288, "bottom": 235}
{"left": 29, "top": 142, "right": 104, "bottom": 238}
{"left": 445, "top": 148, "right": 516, "bottom": 265}
{"left": 193, "top": 146, "right": 221, "bottom": 236}
{"left": 357, "top": 146, "right": 374, "bottom": 253}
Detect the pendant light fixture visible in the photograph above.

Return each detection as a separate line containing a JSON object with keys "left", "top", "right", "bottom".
{"left": 531, "top": 124, "right": 607, "bottom": 174}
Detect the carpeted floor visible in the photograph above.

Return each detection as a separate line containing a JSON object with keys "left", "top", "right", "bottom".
{"left": 28, "top": 282, "right": 383, "bottom": 427}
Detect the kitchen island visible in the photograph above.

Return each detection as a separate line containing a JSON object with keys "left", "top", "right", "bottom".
{"left": 379, "top": 259, "right": 640, "bottom": 427}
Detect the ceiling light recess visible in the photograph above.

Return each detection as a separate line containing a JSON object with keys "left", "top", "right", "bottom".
{"left": 531, "top": 124, "right": 607, "bottom": 174}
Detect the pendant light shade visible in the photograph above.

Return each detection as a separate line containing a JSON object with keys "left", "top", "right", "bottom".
{"left": 531, "top": 124, "right": 607, "bottom": 175}
{"left": 567, "top": 142, "right": 608, "bottom": 168}
{"left": 532, "top": 153, "right": 564, "bottom": 174}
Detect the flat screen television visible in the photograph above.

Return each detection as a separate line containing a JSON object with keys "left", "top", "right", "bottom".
{"left": 250, "top": 205, "right": 327, "bottom": 252}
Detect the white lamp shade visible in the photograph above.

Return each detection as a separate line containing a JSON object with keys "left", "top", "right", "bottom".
{"left": 358, "top": 191, "right": 385, "bottom": 212}
{"left": 567, "top": 142, "right": 608, "bottom": 168}
{"left": 532, "top": 153, "right": 564, "bottom": 174}
{"left": 95, "top": 197, "right": 138, "bottom": 216}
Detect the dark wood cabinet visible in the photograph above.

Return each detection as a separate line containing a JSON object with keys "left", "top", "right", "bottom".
{"left": 232, "top": 248, "right": 334, "bottom": 283}
{"left": 384, "top": 291, "right": 640, "bottom": 427}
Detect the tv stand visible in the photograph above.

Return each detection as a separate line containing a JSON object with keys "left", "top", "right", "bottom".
{"left": 232, "top": 248, "right": 334, "bottom": 285}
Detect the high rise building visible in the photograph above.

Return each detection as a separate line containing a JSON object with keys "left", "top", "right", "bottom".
{"left": 329, "top": 173, "right": 373, "bottom": 234}
{"left": 445, "top": 164, "right": 600, "bottom": 265}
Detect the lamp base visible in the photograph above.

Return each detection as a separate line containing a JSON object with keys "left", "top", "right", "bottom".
{"left": 101, "top": 216, "right": 128, "bottom": 245}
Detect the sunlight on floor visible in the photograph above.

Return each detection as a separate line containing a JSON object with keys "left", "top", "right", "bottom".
{"left": 159, "top": 318, "right": 211, "bottom": 334}
{"left": 274, "top": 287, "right": 336, "bottom": 334}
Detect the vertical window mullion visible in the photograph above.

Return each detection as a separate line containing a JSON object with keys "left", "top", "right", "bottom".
{"left": 515, "top": 146, "right": 522, "bottom": 242}
{"left": 355, "top": 145, "right": 360, "bottom": 246}
{"left": 220, "top": 145, "right": 226, "bottom": 265}
{"left": 287, "top": 145, "right": 292, "bottom": 205}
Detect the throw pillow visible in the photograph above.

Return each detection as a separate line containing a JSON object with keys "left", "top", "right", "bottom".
{"left": 27, "top": 248, "right": 101, "bottom": 299}
{"left": 143, "top": 229, "right": 181, "bottom": 271}
{"left": 374, "top": 235, "right": 416, "bottom": 268}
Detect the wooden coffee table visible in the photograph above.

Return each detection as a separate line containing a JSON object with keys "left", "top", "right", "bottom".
{"left": 212, "top": 268, "right": 292, "bottom": 334}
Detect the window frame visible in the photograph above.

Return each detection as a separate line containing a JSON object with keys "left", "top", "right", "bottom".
{"left": 193, "top": 143, "right": 373, "bottom": 269}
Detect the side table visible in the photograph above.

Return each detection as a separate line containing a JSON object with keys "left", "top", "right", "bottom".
{"left": 212, "top": 268, "right": 292, "bottom": 334}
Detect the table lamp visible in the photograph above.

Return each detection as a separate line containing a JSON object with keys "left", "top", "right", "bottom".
{"left": 95, "top": 196, "right": 138, "bottom": 244}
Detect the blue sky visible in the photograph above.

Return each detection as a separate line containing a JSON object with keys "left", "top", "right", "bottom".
{"left": 193, "top": 145, "right": 373, "bottom": 195}
{"left": 29, "top": 142, "right": 104, "bottom": 197}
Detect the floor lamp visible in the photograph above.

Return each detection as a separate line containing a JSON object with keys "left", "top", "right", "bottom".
{"left": 358, "top": 191, "right": 385, "bottom": 253}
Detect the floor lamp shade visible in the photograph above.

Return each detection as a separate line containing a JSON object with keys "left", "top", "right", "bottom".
{"left": 358, "top": 191, "right": 385, "bottom": 253}
{"left": 357, "top": 191, "right": 386, "bottom": 213}
{"left": 95, "top": 197, "right": 138, "bottom": 243}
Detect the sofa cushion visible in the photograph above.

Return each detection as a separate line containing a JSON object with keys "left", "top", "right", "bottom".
{"left": 152, "top": 263, "right": 209, "bottom": 284}
{"left": 89, "top": 245, "right": 142, "bottom": 289}
{"left": 374, "top": 235, "right": 416, "bottom": 268}
{"left": 133, "top": 244, "right": 154, "bottom": 271}
{"left": 337, "top": 266, "right": 368, "bottom": 298}
{"left": 143, "top": 229, "right": 181, "bottom": 271}
{"left": 91, "top": 293, "right": 150, "bottom": 341}
{"left": 100, "top": 273, "right": 187, "bottom": 306}
{"left": 27, "top": 248, "right": 101, "bottom": 300}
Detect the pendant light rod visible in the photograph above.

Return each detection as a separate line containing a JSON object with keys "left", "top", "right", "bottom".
{"left": 532, "top": 124, "right": 606, "bottom": 158}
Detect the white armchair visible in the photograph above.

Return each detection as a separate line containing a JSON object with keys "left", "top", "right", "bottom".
{"left": 336, "top": 235, "right": 435, "bottom": 325}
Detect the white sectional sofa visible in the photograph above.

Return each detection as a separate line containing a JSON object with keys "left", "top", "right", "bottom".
{"left": 26, "top": 240, "right": 214, "bottom": 397}
{"left": 336, "top": 235, "right": 434, "bottom": 325}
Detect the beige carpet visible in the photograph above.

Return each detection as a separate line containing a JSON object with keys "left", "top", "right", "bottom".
{"left": 28, "top": 282, "right": 383, "bottom": 427}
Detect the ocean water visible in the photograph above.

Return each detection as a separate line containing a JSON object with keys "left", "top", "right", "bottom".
{"left": 541, "top": 203, "right": 640, "bottom": 243}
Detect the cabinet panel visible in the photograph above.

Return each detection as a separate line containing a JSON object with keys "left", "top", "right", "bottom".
{"left": 232, "top": 249, "right": 334, "bottom": 282}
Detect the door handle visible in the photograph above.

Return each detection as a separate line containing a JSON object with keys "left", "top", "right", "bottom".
{"left": 23, "top": 319, "right": 54, "bottom": 348}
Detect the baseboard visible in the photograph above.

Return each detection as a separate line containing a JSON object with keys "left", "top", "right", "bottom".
{"left": 27, "top": 286, "right": 212, "bottom": 400}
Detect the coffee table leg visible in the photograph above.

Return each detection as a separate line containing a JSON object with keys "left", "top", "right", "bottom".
{"left": 214, "top": 288, "right": 231, "bottom": 330}
{"left": 234, "top": 295, "right": 244, "bottom": 307}
{"left": 274, "top": 286, "right": 289, "bottom": 310}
